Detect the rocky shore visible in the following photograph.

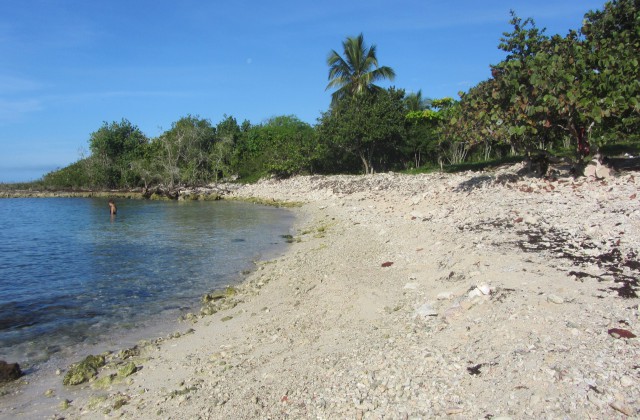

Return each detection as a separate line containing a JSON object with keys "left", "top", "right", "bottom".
{"left": 1, "top": 165, "right": 639, "bottom": 419}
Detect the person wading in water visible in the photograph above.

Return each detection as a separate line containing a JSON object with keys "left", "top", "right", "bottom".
{"left": 108, "top": 199, "right": 117, "bottom": 216}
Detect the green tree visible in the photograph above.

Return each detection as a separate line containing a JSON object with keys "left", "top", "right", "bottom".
{"left": 582, "top": 0, "right": 640, "bottom": 143}
{"left": 157, "top": 115, "right": 216, "bottom": 187}
{"left": 233, "top": 115, "right": 318, "bottom": 179}
{"left": 490, "top": 13, "right": 552, "bottom": 155}
{"left": 211, "top": 115, "right": 242, "bottom": 182}
{"left": 404, "top": 97, "right": 455, "bottom": 168}
{"left": 89, "top": 119, "right": 148, "bottom": 188}
{"left": 326, "top": 33, "right": 396, "bottom": 105}
{"left": 404, "top": 90, "right": 431, "bottom": 112}
{"left": 318, "top": 88, "right": 406, "bottom": 174}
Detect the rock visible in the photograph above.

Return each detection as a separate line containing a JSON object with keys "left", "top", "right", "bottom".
{"left": 92, "top": 374, "right": 115, "bottom": 389}
{"left": 477, "top": 284, "right": 491, "bottom": 295}
{"left": 0, "top": 360, "right": 22, "bottom": 383}
{"left": 118, "top": 362, "right": 138, "bottom": 378}
{"left": 404, "top": 282, "right": 419, "bottom": 290}
{"left": 415, "top": 303, "right": 437, "bottom": 318}
{"left": 202, "top": 286, "right": 237, "bottom": 303}
{"left": 468, "top": 288, "right": 483, "bottom": 298}
{"left": 445, "top": 407, "right": 464, "bottom": 415}
{"left": 584, "top": 164, "right": 597, "bottom": 179}
{"left": 63, "top": 354, "right": 106, "bottom": 386}
{"left": 595, "top": 165, "right": 613, "bottom": 179}
{"left": 437, "top": 291, "right": 454, "bottom": 300}
{"left": 620, "top": 375, "right": 635, "bottom": 387}
{"left": 547, "top": 294, "right": 564, "bottom": 304}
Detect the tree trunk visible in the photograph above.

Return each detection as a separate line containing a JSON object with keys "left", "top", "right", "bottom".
{"left": 359, "top": 151, "right": 371, "bottom": 174}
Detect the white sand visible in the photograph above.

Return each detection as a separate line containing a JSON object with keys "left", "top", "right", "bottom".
{"left": 2, "top": 168, "right": 639, "bottom": 419}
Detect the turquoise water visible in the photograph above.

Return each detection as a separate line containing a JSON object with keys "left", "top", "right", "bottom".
{"left": 0, "top": 198, "right": 294, "bottom": 366}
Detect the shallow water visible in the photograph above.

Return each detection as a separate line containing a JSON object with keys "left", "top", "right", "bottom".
{"left": 0, "top": 198, "right": 295, "bottom": 366}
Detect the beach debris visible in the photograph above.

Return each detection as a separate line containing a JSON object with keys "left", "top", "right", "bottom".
{"left": 0, "top": 360, "right": 22, "bottom": 383}
{"left": 607, "top": 328, "right": 637, "bottom": 339}
{"left": 467, "top": 364, "right": 483, "bottom": 376}
{"left": 381, "top": 261, "right": 394, "bottom": 267}
{"left": 63, "top": 354, "right": 106, "bottom": 386}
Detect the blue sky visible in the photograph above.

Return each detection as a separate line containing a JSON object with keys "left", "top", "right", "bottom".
{"left": 1, "top": 0, "right": 604, "bottom": 182}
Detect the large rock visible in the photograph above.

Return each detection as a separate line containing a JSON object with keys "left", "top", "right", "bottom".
{"left": 63, "top": 354, "right": 106, "bottom": 386}
{"left": 0, "top": 360, "right": 23, "bottom": 383}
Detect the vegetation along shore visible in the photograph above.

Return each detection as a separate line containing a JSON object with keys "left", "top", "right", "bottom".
{"left": 1, "top": 0, "right": 639, "bottom": 418}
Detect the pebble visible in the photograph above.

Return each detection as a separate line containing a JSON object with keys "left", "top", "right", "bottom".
{"left": 477, "top": 284, "right": 491, "bottom": 295}
{"left": 436, "top": 291, "right": 454, "bottom": 300}
{"left": 415, "top": 303, "right": 437, "bottom": 318}
{"left": 620, "top": 375, "right": 635, "bottom": 387}
{"left": 468, "top": 288, "right": 483, "bottom": 298}
{"left": 547, "top": 294, "right": 564, "bottom": 304}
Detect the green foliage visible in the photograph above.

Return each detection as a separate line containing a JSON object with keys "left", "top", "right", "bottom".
{"left": 233, "top": 115, "right": 318, "bottom": 179}
{"left": 583, "top": 0, "right": 640, "bottom": 143}
{"left": 326, "top": 33, "right": 396, "bottom": 105}
{"left": 449, "top": 1, "right": 640, "bottom": 162}
{"left": 89, "top": 119, "right": 148, "bottom": 188}
{"left": 403, "top": 98, "right": 454, "bottom": 168}
{"left": 41, "top": 159, "right": 92, "bottom": 189}
{"left": 318, "top": 88, "right": 406, "bottom": 174}
{"left": 404, "top": 90, "right": 432, "bottom": 112}
{"left": 155, "top": 115, "right": 216, "bottom": 187}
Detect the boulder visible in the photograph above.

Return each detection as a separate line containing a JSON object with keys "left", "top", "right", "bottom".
{"left": 63, "top": 354, "right": 106, "bottom": 386}
{"left": 0, "top": 360, "right": 23, "bottom": 383}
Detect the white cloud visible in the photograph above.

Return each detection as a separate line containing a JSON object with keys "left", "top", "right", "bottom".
{"left": 0, "top": 99, "right": 43, "bottom": 123}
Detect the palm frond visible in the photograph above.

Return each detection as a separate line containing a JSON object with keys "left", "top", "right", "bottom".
{"left": 326, "top": 33, "right": 395, "bottom": 101}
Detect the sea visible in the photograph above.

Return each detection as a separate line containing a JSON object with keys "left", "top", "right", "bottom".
{"left": 0, "top": 197, "right": 295, "bottom": 369}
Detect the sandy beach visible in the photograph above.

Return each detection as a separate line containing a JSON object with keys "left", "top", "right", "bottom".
{"left": 2, "top": 166, "right": 640, "bottom": 419}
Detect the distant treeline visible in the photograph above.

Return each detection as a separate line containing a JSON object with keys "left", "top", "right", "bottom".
{"left": 35, "top": 0, "right": 639, "bottom": 190}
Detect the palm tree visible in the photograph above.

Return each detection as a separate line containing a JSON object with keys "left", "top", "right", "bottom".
{"left": 326, "top": 33, "right": 396, "bottom": 105}
{"left": 404, "top": 90, "right": 432, "bottom": 111}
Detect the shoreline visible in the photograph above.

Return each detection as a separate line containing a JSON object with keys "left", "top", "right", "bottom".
{"left": 2, "top": 168, "right": 639, "bottom": 418}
